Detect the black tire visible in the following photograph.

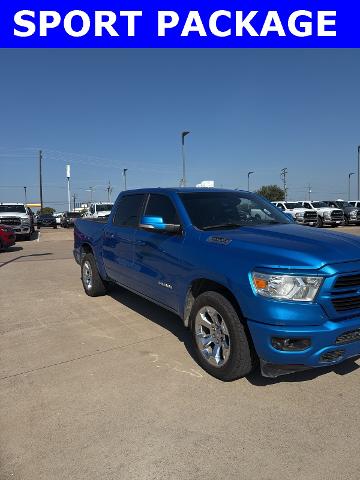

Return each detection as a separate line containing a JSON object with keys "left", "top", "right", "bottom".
{"left": 81, "top": 253, "right": 107, "bottom": 297}
{"left": 24, "top": 233, "right": 32, "bottom": 241}
{"left": 317, "top": 216, "right": 323, "bottom": 228}
{"left": 37, "top": 226, "right": 41, "bottom": 230}
{"left": 190, "top": 291, "right": 257, "bottom": 381}
{"left": 344, "top": 217, "right": 349, "bottom": 226}
{"left": 53, "top": 225, "right": 57, "bottom": 229}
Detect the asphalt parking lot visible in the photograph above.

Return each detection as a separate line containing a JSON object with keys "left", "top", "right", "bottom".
{"left": 2, "top": 226, "right": 360, "bottom": 480}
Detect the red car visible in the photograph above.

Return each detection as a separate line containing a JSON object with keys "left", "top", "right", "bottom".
{"left": 0, "top": 225, "right": 16, "bottom": 250}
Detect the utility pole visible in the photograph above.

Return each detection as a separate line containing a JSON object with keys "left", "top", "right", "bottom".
{"left": 280, "top": 168, "right": 288, "bottom": 201}
{"left": 181, "top": 131, "right": 190, "bottom": 187}
{"left": 107, "top": 181, "right": 113, "bottom": 202}
{"left": 349, "top": 172, "right": 355, "bottom": 201}
{"left": 66, "top": 165, "right": 71, "bottom": 212}
{"left": 247, "top": 171, "right": 254, "bottom": 191}
{"left": 73, "top": 193, "right": 77, "bottom": 212}
{"left": 123, "top": 169, "right": 128, "bottom": 191}
{"left": 24, "top": 186, "right": 27, "bottom": 204}
{"left": 39, "top": 150, "right": 43, "bottom": 211}
{"left": 308, "top": 184, "right": 312, "bottom": 201}
{"left": 89, "top": 187, "right": 94, "bottom": 203}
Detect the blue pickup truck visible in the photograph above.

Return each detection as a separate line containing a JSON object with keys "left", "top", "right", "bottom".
{"left": 74, "top": 188, "right": 360, "bottom": 380}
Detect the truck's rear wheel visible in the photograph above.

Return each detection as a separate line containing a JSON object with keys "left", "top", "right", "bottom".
{"left": 81, "top": 253, "right": 107, "bottom": 297}
{"left": 190, "top": 291, "right": 256, "bottom": 381}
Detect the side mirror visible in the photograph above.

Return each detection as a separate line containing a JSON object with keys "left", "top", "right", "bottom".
{"left": 140, "top": 216, "right": 181, "bottom": 233}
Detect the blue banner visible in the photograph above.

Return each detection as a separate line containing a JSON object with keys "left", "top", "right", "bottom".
{"left": 0, "top": 0, "right": 358, "bottom": 47}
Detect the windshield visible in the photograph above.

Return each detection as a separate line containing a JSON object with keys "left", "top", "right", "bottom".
{"left": 96, "top": 204, "right": 113, "bottom": 212}
{"left": 312, "top": 202, "right": 328, "bottom": 208}
{"left": 179, "top": 192, "right": 290, "bottom": 230}
{"left": 0, "top": 205, "right": 26, "bottom": 213}
{"left": 285, "top": 202, "right": 303, "bottom": 209}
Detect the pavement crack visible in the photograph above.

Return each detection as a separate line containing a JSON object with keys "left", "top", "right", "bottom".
{"left": 0, "top": 334, "right": 165, "bottom": 381}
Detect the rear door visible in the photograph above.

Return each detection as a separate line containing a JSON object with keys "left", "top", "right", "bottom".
{"left": 103, "top": 194, "right": 145, "bottom": 288}
{"left": 133, "top": 193, "right": 185, "bottom": 310}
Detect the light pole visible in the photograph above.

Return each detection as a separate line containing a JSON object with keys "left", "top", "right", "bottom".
{"left": 181, "top": 131, "right": 190, "bottom": 187}
{"left": 66, "top": 165, "right": 71, "bottom": 212}
{"left": 349, "top": 172, "right": 355, "bottom": 201}
{"left": 23, "top": 186, "right": 27, "bottom": 204}
{"left": 247, "top": 171, "right": 254, "bottom": 191}
{"left": 123, "top": 169, "right": 128, "bottom": 191}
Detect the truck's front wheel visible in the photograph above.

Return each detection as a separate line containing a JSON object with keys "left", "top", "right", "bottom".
{"left": 190, "top": 292, "right": 257, "bottom": 381}
{"left": 81, "top": 253, "right": 107, "bottom": 297}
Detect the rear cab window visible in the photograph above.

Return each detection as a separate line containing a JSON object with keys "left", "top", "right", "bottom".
{"left": 113, "top": 195, "right": 145, "bottom": 227}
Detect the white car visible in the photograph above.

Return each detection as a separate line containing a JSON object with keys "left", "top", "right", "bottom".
{"left": 54, "top": 213, "right": 64, "bottom": 225}
{"left": 299, "top": 201, "right": 344, "bottom": 227}
{"left": 272, "top": 202, "right": 318, "bottom": 226}
{"left": 349, "top": 201, "right": 360, "bottom": 209}
{"left": 85, "top": 203, "right": 114, "bottom": 219}
{"left": 0, "top": 203, "right": 33, "bottom": 240}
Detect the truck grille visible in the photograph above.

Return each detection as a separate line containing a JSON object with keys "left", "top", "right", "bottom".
{"left": 331, "top": 210, "right": 343, "bottom": 220}
{"left": 331, "top": 274, "right": 360, "bottom": 312}
{"left": 0, "top": 217, "right": 21, "bottom": 226}
{"left": 334, "top": 275, "right": 360, "bottom": 289}
{"left": 304, "top": 211, "right": 318, "bottom": 221}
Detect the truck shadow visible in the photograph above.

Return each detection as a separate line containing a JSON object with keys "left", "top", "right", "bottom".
{"left": 108, "top": 286, "right": 197, "bottom": 360}
{"left": 0, "top": 253, "right": 53, "bottom": 269}
{"left": 109, "top": 285, "right": 360, "bottom": 385}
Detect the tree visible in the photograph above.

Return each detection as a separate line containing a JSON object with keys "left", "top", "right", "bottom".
{"left": 256, "top": 185, "right": 285, "bottom": 202}
{"left": 38, "top": 207, "right": 56, "bottom": 215}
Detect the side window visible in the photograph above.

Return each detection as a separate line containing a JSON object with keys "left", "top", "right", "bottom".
{"left": 278, "top": 204, "right": 285, "bottom": 211}
{"left": 304, "top": 203, "right": 311, "bottom": 209}
{"left": 144, "top": 194, "right": 180, "bottom": 225}
{"left": 113, "top": 195, "right": 144, "bottom": 227}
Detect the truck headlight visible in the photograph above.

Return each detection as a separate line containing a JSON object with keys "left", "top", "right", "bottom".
{"left": 350, "top": 211, "right": 357, "bottom": 218}
{"left": 295, "top": 212, "right": 304, "bottom": 218}
{"left": 251, "top": 272, "right": 323, "bottom": 302}
{"left": 21, "top": 218, "right": 29, "bottom": 224}
{"left": 324, "top": 212, "right": 331, "bottom": 219}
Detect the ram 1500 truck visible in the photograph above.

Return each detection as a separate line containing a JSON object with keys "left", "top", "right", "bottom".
{"left": 0, "top": 203, "right": 33, "bottom": 240}
{"left": 74, "top": 188, "right": 360, "bottom": 380}
{"left": 272, "top": 201, "right": 318, "bottom": 226}
{"left": 299, "top": 201, "right": 344, "bottom": 227}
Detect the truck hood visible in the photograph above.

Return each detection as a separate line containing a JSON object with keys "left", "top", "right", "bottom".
{"left": 204, "top": 224, "right": 360, "bottom": 270}
{"left": 0, "top": 212, "right": 28, "bottom": 219}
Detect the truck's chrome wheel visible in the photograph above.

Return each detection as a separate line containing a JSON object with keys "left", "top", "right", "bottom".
{"left": 82, "top": 260, "right": 93, "bottom": 290}
{"left": 194, "top": 306, "right": 231, "bottom": 368}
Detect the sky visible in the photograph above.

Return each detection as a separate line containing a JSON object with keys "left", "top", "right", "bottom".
{"left": 1, "top": 48, "right": 360, "bottom": 211}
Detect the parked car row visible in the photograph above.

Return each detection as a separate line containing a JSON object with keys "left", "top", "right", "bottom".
{"left": 272, "top": 199, "right": 360, "bottom": 227}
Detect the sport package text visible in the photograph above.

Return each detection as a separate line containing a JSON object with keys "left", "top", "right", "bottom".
{"left": 14, "top": 9, "right": 336, "bottom": 38}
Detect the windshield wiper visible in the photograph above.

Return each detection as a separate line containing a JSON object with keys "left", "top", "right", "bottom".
{"left": 202, "top": 223, "right": 243, "bottom": 231}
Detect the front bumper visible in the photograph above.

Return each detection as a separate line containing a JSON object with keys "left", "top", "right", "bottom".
{"left": 11, "top": 226, "right": 31, "bottom": 236}
{"left": 323, "top": 219, "right": 343, "bottom": 225}
{"left": 248, "top": 316, "right": 360, "bottom": 375}
{"left": 295, "top": 218, "right": 317, "bottom": 226}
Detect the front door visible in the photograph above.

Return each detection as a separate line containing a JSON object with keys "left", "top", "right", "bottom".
{"left": 133, "top": 194, "right": 185, "bottom": 310}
